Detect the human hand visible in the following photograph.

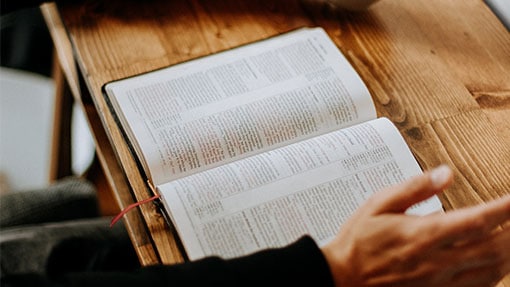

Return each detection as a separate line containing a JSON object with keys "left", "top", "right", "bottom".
{"left": 322, "top": 165, "right": 510, "bottom": 287}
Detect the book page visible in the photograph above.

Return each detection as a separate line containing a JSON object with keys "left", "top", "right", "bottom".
{"left": 159, "top": 118, "right": 443, "bottom": 260}
{"left": 105, "top": 27, "right": 375, "bottom": 185}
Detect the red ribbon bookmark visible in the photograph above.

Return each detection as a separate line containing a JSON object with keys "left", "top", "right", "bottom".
{"left": 110, "top": 193, "right": 161, "bottom": 227}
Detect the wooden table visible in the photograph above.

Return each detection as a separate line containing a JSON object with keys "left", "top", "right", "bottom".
{"left": 42, "top": 0, "right": 510, "bottom": 284}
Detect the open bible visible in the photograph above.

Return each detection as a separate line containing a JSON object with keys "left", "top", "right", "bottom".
{"left": 104, "top": 27, "right": 442, "bottom": 260}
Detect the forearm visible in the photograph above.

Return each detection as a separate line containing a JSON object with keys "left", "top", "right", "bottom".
{"left": 2, "top": 236, "right": 334, "bottom": 287}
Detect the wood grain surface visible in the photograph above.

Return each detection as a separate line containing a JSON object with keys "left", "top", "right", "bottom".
{"left": 43, "top": 0, "right": 510, "bottom": 284}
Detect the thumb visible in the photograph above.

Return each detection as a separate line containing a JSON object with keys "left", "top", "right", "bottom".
{"left": 369, "top": 165, "right": 453, "bottom": 215}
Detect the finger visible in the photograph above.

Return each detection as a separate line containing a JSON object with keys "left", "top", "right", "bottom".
{"left": 448, "top": 264, "right": 503, "bottom": 287}
{"left": 425, "top": 194, "right": 510, "bottom": 247}
{"left": 448, "top": 229, "right": 510, "bottom": 286}
{"left": 421, "top": 229, "right": 510, "bottom": 287}
{"left": 369, "top": 165, "right": 453, "bottom": 214}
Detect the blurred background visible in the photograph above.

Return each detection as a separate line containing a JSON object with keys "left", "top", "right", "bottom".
{"left": 0, "top": 3, "right": 95, "bottom": 194}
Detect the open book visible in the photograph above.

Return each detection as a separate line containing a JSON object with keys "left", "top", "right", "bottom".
{"left": 104, "top": 27, "right": 442, "bottom": 260}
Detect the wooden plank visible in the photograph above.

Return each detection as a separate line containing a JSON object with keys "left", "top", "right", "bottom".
{"left": 77, "top": 64, "right": 186, "bottom": 265}
{"left": 48, "top": 58, "right": 73, "bottom": 181}
{"left": 41, "top": 2, "right": 161, "bottom": 266}
{"left": 303, "top": 0, "right": 481, "bottom": 128}
{"left": 40, "top": 3, "right": 81, "bottom": 98}
{"left": 55, "top": 0, "right": 317, "bottom": 265}
{"left": 403, "top": 110, "right": 510, "bottom": 207}
{"left": 59, "top": 0, "right": 313, "bottom": 75}
{"left": 51, "top": 3, "right": 510, "bottom": 284}
{"left": 402, "top": 0, "right": 510, "bottom": 93}
{"left": 402, "top": 109, "right": 510, "bottom": 286}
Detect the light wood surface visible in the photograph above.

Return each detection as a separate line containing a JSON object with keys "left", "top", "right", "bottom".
{"left": 41, "top": 2, "right": 162, "bottom": 265}
{"left": 43, "top": 0, "right": 510, "bottom": 284}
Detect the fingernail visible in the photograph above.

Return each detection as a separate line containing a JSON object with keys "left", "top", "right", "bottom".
{"left": 430, "top": 165, "right": 452, "bottom": 189}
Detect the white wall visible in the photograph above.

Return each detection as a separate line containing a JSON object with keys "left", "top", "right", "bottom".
{"left": 0, "top": 67, "right": 94, "bottom": 192}
{"left": 0, "top": 68, "right": 55, "bottom": 191}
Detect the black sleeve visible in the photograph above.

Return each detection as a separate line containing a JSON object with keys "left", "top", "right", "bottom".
{"left": 2, "top": 236, "right": 334, "bottom": 287}
{"left": 0, "top": 0, "right": 82, "bottom": 15}
{"left": 1, "top": 0, "right": 43, "bottom": 14}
